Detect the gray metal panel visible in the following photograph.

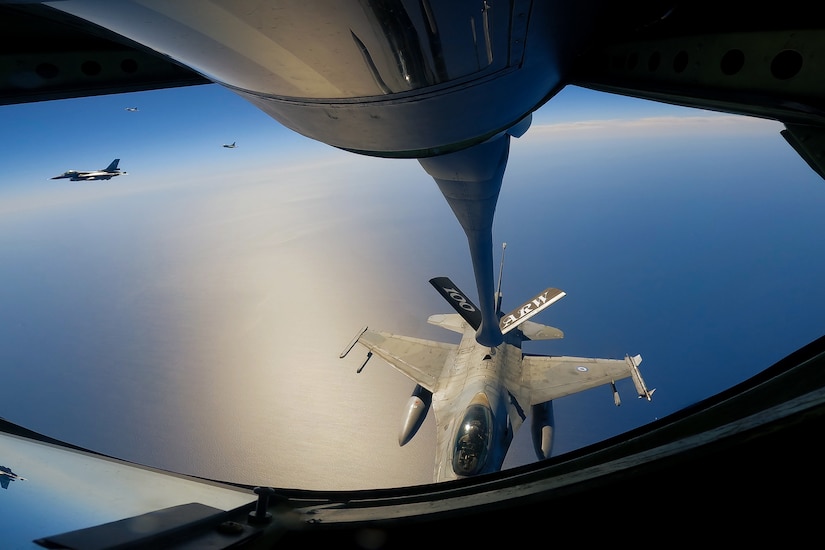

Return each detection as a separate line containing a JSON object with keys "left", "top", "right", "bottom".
{"left": 0, "top": 3, "right": 208, "bottom": 106}
{"left": 522, "top": 355, "right": 634, "bottom": 405}
{"left": 358, "top": 330, "right": 456, "bottom": 391}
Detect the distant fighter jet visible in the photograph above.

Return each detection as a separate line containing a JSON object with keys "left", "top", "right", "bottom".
{"left": 222, "top": 141, "right": 237, "bottom": 148}
{"left": 51, "top": 159, "right": 126, "bottom": 181}
{"left": 1, "top": 465, "right": 25, "bottom": 489}
{"left": 341, "top": 245, "right": 654, "bottom": 483}
{"left": 125, "top": 107, "right": 138, "bottom": 112}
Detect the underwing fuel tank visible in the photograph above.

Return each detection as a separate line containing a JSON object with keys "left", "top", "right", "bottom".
{"left": 531, "top": 401, "right": 555, "bottom": 460}
{"left": 399, "top": 385, "right": 432, "bottom": 446}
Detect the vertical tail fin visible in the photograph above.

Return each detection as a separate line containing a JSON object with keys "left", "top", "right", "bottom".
{"left": 429, "top": 277, "right": 482, "bottom": 330}
{"left": 105, "top": 159, "right": 120, "bottom": 171}
{"left": 500, "top": 288, "right": 566, "bottom": 334}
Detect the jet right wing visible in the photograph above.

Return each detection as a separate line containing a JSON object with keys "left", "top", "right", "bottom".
{"left": 521, "top": 353, "right": 654, "bottom": 404}
{"left": 349, "top": 329, "right": 456, "bottom": 392}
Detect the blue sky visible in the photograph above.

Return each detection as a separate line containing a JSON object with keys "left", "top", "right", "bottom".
{"left": 0, "top": 83, "right": 708, "bottom": 187}
{"left": 1, "top": 84, "right": 324, "bottom": 187}
{"left": 2, "top": 83, "right": 825, "bottom": 490}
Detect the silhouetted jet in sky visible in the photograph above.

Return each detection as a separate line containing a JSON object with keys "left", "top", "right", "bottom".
{"left": 51, "top": 159, "right": 126, "bottom": 181}
{"left": 1, "top": 465, "right": 25, "bottom": 489}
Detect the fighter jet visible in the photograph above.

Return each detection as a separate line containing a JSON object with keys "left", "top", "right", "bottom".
{"left": 125, "top": 107, "right": 138, "bottom": 112}
{"left": 3, "top": 2, "right": 825, "bottom": 544}
{"left": 51, "top": 159, "right": 126, "bottom": 181}
{"left": 341, "top": 245, "right": 654, "bottom": 483}
{"left": 222, "top": 142, "right": 237, "bottom": 148}
{"left": 1, "top": 465, "right": 25, "bottom": 489}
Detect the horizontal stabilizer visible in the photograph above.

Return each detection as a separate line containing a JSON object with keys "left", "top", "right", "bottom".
{"left": 429, "top": 277, "right": 482, "bottom": 330}
{"left": 427, "top": 314, "right": 467, "bottom": 334}
{"left": 500, "top": 288, "right": 565, "bottom": 334}
{"left": 519, "top": 321, "right": 564, "bottom": 341}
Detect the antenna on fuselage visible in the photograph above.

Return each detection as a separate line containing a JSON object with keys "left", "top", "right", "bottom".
{"left": 495, "top": 242, "right": 506, "bottom": 315}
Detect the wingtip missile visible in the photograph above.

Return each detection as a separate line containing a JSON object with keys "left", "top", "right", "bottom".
{"left": 339, "top": 326, "right": 368, "bottom": 358}
{"left": 626, "top": 354, "right": 655, "bottom": 401}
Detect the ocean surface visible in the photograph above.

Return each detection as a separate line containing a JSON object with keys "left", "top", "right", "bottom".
{"left": 2, "top": 112, "right": 824, "bottom": 491}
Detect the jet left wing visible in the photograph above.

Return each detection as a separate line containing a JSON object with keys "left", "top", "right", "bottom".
{"left": 522, "top": 354, "right": 653, "bottom": 404}
{"left": 352, "top": 329, "right": 457, "bottom": 392}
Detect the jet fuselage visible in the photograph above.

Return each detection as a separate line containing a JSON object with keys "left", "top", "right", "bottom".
{"left": 432, "top": 326, "right": 523, "bottom": 482}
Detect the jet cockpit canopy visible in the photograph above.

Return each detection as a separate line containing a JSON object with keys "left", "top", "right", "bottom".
{"left": 452, "top": 397, "right": 494, "bottom": 476}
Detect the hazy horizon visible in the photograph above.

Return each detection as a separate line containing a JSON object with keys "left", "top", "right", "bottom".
{"left": 2, "top": 84, "right": 824, "bottom": 490}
